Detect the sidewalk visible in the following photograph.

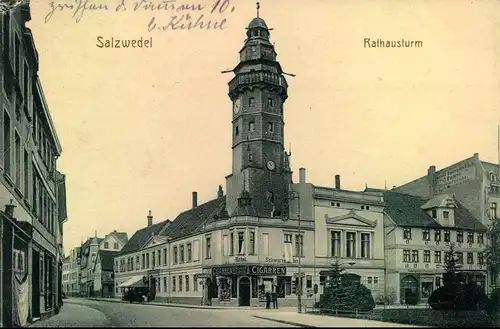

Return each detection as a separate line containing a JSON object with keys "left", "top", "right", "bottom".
{"left": 86, "top": 297, "right": 297, "bottom": 312}
{"left": 27, "top": 302, "right": 112, "bottom": 327}
{"left": 251, "top": 311, "right": 424, "bottom": 328}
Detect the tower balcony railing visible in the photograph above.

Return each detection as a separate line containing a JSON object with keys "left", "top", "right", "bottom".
{"left": 229, "top": 71, "right": 288, "bottom": 95}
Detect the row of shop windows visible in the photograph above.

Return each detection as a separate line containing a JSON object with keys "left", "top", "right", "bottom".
{"left": 402, "top": 249, "right": 484, "bottom": 265}
{"left": 403, "top": 227, "right": 484, "bottom": 244}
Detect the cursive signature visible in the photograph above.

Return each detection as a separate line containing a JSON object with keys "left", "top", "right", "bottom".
{"left": 45, "top": 0, "right": 110, "bottom": 23}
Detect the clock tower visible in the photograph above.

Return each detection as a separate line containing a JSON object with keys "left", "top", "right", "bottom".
{"left": 225, "top": 5, "right": 292, "bottom": 218}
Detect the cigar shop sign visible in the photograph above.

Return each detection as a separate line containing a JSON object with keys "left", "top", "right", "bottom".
{"left": 211, "top": 265, "right": 287, "bottom": 276}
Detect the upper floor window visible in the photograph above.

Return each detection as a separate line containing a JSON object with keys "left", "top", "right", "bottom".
{"left": 467, "top": 252, "right": 474, "bottom": 264}
{"left": 443, "top": 211, "right": 449, "bottom": 219}
{"left": 173, "top": 246, "right": 178, "bottom": 264}
{"left": 456, "top": 231, "right": 464, "bottom": 243}
{"left": 360, "top": 233, "right": 370, "bottom": 259}
{"left": 249, "top": 97, "right": 255, "bottom": 107}
{"left": 432, "top": 209, "right": 437, "bottom": 218}
{"left": 249, "top": 121, "right": 255, "bottom": 132}
{"left": 180, "top": 245, "right": 185, "bottom": 263}
{"left": 434, "top": 251, "right": 442, "bottom": 263}
{"left": 268, "top": 98, "right": 274, "bottom": 107}
{"left": 114, "top": 242, "right": 118, "bottom": 249}
{"left": 187, "top": 243, "right": 192, "bottom": 262}
{"left": 249, "top": 232, "right": 255, "bottom": 254}
{"left": 434, "top": 229, "right": 441, "bottom": 242}
{"left": 330, "top": 231, "right": 341, "bottom": 258}
{"left": 456, "top": 252, "right": 463, "bottom": 264}
{"left": 403, "top": 250, "right": 410, "bottom": 262}
{"left": 423, "top": 250, "right": 431, "bottom": 263}
{"left": 467, "top": 232, "right": 474, "bottom": 244}
{"left": 411, "top": 250, "right": 419, "bottom": 263}
{"left": 238, "top": 232, "right": 245, "bottom": 255}
{"left": 478, "top": 233, "right": 484, "bottom": 245}
{"left": 295, "top": 234, "right": 304, "bottom": 257}
{"left": 163, "top": 248, "right": 168, "bottom": 265}
{"left": 268, "top": 122, "right": 274, "bottom": 133}
{"left": 422, "top": 229, "right": 430, "bottom": 241}
{"left": 152, "top": 251, "right": 156, "bottom": 267}
{"left": 444, "top": 230, "right": 451, "bottom": 242}
{"left": 205, "top": 235, "right": 212, "bottom": 259}
{"left": 490, "top": 202, "right": 498, "bottom": 219}
{"left": 136, "top": 256, "right": 140, "bottom": 269}
{"left": 230, "top": 231, "right": 235, "bottom": 255}
{"left": 235, "top": 126, "right": 239, "bottom": 136}
{"left": 104, "top": 242, "right": 109, "bottom": 249}
{"left": 346, "top": 232, "right": 356, "bottom": 258}
{"left": 403, "top": 228, "right": 412, "bottom": 240}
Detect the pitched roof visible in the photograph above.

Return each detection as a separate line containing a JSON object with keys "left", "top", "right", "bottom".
{"left": 161, "top": 196, "right": 226, "bottom": 241}
{"left": 366, "top": 188, "right": 487, "bottom": 231}
{"left": 97, "top": 250, "right": 119, "bottom": 271}
{"left": 117, "top": 219, "right": 170, "bottom": 256}
{"left": 107, "top": 231, "right": 128, "bottom": 245}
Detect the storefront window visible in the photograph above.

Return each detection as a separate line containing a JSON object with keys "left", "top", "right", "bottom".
{"left": 251, "top": 277, "right": 258, "bottom": 298}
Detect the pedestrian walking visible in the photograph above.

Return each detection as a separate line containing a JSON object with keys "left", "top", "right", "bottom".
{"left": 265, "top": 291, "right": 271, "bottom": 309}
{"left": 271, "top": 290, "right": 278, "bottom": 309}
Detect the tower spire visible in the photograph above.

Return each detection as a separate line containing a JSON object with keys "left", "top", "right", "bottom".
{"left": 256, "top": 2, "right": 260, "bottom": 18}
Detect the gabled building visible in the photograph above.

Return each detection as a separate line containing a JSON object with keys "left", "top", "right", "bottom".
{"left": 91, "top": 250, "right": 118, "bottom": 298}
{"left": 114, "top": 213, "right": 171, "bottom": 298}
{"left": 367, "top": 188, "right": 488, "bottom": 304}
{"left": 394, "top": 152, "right": 500, "bottom": 290}
{"left": 79, "top": 230, "right": 128, "bottom": 297}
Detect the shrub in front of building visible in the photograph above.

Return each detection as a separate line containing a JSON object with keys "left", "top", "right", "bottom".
{"left": 487, "top": 288, "right": 500, "bottom": 322}
{"left": 428, "top": 283, "right": 489, "bottom": 311}
{"left": 315, "top": 278, "right": 375, "bottom": 313}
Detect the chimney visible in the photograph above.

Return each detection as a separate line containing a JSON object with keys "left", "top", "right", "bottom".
{"left": 217, "top": 185, "right": 224, "bottom": 198}
{"left": 299, "top": 168, "right": 306, "bottom": 184}
{"left": 427, "top": 165, "right": 436, "bottom": 196}
{"left": 473, "top": 152, "right": 479, "bottom": 159}
{"left": 147, "top": 210, "right": 153, "bottom": 227}
{"left": 192, "top": 191, "right": 198, "bottom": 208}
{"left": 5, "top": 200, "right": 16, "bottom": 218}
{"left": 335, "top": 174, "right": 341, "bottom": 189}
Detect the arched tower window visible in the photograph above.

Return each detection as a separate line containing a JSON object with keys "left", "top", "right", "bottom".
{"left": 249, "top": 97, "right": 255, "bottom": 107}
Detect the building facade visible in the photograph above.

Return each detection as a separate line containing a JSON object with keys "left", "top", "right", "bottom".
{"left": 394, "top": 153, "right": 500, "bottom": 289}
{"left": 62, "top": 247, "right": 80, "bottom": 297}
{"left": 293, "top": 170, "right": 386, "bottom": 301}
{"left": 78, "top": 231, "right": 128, "bottom": 297}
{"left": 0, "top": 1, "right": 67, "bottom": 327}
{"left": 367, "top": 189, "right": 488, "bottom": 304}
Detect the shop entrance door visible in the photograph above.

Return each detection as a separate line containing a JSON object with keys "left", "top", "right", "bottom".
{"left": 238, "top": 277, "right": 250, "bottom": 306}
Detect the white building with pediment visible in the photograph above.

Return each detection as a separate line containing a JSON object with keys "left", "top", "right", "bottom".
{"left": 292, "top": 168, "right": 386, "bottom": 301}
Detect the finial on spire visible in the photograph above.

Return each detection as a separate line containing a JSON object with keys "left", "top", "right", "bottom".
{"left": 256, "top": 2, "right": 260, "bottom": 18}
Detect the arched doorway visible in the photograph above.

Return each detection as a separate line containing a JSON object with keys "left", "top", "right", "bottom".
{"left": 238, "top": 277, "right": 251, "bottom": 306}
{"left": 401, "top": 275, "right": 418, "bottom": 305}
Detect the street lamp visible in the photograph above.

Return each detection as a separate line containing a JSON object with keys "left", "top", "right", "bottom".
{"left": 287, "top": 190, "right": 303, "bottom": 313}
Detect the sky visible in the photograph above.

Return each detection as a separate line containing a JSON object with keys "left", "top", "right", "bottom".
{"left": 25, "top": 0, "right": 500, "bottom": 254}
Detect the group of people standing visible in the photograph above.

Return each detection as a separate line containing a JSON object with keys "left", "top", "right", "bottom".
{"left": 265, "top": 291, "right": 279, "bottom": 309}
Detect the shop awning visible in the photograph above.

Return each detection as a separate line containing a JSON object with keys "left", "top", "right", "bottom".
{"left": 118, "top": 275, "right": 146, "bottom": 288}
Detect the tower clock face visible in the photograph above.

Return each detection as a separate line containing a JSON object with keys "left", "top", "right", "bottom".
{"left": 266, "top": 160, "right": 276, "bottom": 171}
{"left": 233, "top": 99, "right": 241, "bottom": 114}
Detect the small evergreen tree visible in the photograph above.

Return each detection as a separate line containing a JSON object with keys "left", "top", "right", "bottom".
{"left": 443, "top": 242, "right": 462, "bottom": 286}
{"left": 485, "top": 219, "right": 500, "bottom": 289}
{"left": 317, "top": 259, "right": 375, "bottom": 312}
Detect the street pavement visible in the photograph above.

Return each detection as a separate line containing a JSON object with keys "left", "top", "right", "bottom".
{"left": 27, "top": 298, "right": 424, "bottom": 328}
{"left": 29, "top": 298, "right": 299, "bottom": 327}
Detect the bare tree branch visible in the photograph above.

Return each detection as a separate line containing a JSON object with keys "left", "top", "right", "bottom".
{"left": 0, "top": 0, "right": 22, "bottom": 15}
